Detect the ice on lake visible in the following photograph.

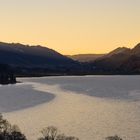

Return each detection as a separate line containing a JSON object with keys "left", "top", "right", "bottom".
{"left": 0, "top": 76, "right": 140, "bottom": 140}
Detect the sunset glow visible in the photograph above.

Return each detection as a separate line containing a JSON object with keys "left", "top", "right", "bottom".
{"left": 0, "top": 0, "right": 140, "bottom": 54}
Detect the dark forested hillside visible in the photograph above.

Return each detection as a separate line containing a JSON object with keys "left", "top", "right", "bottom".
{"left": 89, "top": 44, "right": 140, "bottom": 74}
{"left": 0, "top": 42, "right": 77, "bottom": 67}
{"left": 1, "top": 42, "right": 140, "bottom": 76}
{"left": 0, "top": 42, "right": 83, "bottom": 76}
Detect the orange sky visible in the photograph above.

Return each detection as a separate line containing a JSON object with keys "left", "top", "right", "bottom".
{"left": 0, "top": 0, "right": 140, "bottom": 55}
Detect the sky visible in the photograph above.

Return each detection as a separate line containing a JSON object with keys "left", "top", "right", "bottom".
{"left": 0, "top": 0, "right": 140, "bottom": 55}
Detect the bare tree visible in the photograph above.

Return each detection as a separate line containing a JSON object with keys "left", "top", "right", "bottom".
{"left": 0, "top": 113, "right": 27, "bottom": 140}
{"left": 56, "top": 134, "right": 79, "bottom": 140}
{"left": 105, "top": 135, "right": 123, "bottom": 140}
{"left": 39, "top": 126, "right": 79, "bottom": 140}
{"left": 56, "top": 134, "right": 66, "bottom": 140}
{"left": 65, "top": 136, "right": 79, "bottom": 140}
{"left": 41, "top": 126, "right": 58, "bottom": 140}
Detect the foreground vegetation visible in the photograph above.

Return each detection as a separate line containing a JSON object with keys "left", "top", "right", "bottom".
{"left": 0, "top": 114, "right": 26, "bottom": 140}
{"left": 0, "top": 114, "right": 123, "bottom": 140}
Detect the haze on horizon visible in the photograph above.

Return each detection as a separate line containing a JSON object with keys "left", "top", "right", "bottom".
{"left": 0, "top": 0, "right": 140, "bottom": 55}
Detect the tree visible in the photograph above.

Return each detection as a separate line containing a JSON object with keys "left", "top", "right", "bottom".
{"left": 0, "top": 113, "right": 27, "bottom": 140}
{"left": 105, "top": 135, "right": 123, "bottom": 140}
{"left": 56, "top": 134, "right": 66, "bottom": 140}
{"left": 41, "top": 126, "right": 58, "bottom": 140}
{"left": 39, "top": 126, "right": 79, "bottom": 140}
{"left": 11, "top": 125, "right": 27, "bottom": 140}
{"left": 65, "top": 136, "right": 79, "bottom": 140}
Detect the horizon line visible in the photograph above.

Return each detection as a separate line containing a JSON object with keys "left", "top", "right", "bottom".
{"left": 0, "top": 41, "right": 137, "bottom": 55}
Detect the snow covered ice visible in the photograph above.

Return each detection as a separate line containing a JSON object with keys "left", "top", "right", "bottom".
{"left": 0, "top": 76, "right": 139, "bottom": 140}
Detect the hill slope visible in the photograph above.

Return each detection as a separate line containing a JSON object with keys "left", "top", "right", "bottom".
{"left": 0, "top": 42, "right": 77, "bottom": 67}
{"left": 1, "top": 42, "right": 140, "bottom": 75}
{"left": 90, "top": 44, "right": 140, "bottom": 74}
{"left": 67, "top": 54, "right": 105, "bottom": 62}
{"left": 119, "top": 43, "right": 140, "bottom": 73}
{"left": 0, "top": 42, "right": 81, "bottom": 76}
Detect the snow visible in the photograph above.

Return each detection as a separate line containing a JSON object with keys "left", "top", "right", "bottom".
{"left": 0, "top": 76, "right": 139, "bottom": 140}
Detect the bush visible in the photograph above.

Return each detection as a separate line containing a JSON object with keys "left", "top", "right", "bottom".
{"left": 0, "top": 114, "right": 27, "bottom": 140}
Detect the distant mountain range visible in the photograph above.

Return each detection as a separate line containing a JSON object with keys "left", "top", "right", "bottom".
{"left": 0, "top": 42, "right": 140, "bottom": 75}
{"left": 68, "top": 47, "right": 131, "bottom": 62}
{"left": 67, "top": 54, "right": 105, "bottom": 62}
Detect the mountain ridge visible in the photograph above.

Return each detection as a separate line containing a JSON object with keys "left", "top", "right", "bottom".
{"left": 1, "top": 41, "right": 140, "bottom": 75}
{"left": 0, "top": 42, "right": 77, "bottom": 67}
{"left": 0, "top": 42, "right": 82, "bottom": 76}
{"left": 89, "top": 43, "right": 140, "bottom": 74}
{"left": 67, "top": 54, "right": 105, "bottom": 62}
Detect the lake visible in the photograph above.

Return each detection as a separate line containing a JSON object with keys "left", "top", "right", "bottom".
{"left": 1, "top": 76, "right": 140, "bottom": 140}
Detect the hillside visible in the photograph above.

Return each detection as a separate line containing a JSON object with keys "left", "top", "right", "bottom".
{"left": 90, "top": 44, "right": 140, "bottom": 74}
{"left": 1, "top": 42, "right": 140, "bottom": 75}
{"left": 92, "top": 47, "right": 131, "bottom": 70}
{"left": 119, "top": 43, "right": 140, "bottom": 74}
{"left": 0, "top": 42, "right": 81, "bottom": 76}
{"left": 67, "top": 54, "right": 105, "bottom": 62}
{"left": 106, "top": 47, "right": 131, "bottom": 57}
{"left": 0, "top": 42, "right": 77, "bottom": 67}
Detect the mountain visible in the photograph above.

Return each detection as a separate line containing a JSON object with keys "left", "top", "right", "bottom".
{"left": 119, "top": 43, "right": 140, "bottom": 74}
{"left": 0, "top": 42, "right": 81, "bottom": 76}
{"left": 0, "top": 42, "right": 77, "bottom": 67}
{"left": 131, "top": 43, "right": 140, "bottom": 55}
{"left": 68, "top": 47, "right": 130, "bottom": 63}
{"left": 1, "top": 41, "right": 140, "bottom": 76}
{"left": 67, "top": 54, "right": 105, "bottom": 62}
{"left": 91, "top": 47, "right": 131, "bottom": 71}
{"left": 106, "top": 47, "right": 130, "bottom": 57}
{"left": 90, "top": 44, "right": 140, "bottom": 74}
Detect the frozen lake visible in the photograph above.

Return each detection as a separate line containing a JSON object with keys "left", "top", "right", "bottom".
{"left": 0, "top": 76, "right": 140, "bottom": 140}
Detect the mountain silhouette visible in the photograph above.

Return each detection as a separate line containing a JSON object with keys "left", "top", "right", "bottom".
{"left": 0, "top": 42, "right": 81, "bottom": 76}
{"left": 0, "top": 42, "right": 77, "bottom": 67}
{"left": 89, "top": 43, "right": 140, "bottom": 74}
{"left": 1, "top": 42, "right": 140, "bottom": 75}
